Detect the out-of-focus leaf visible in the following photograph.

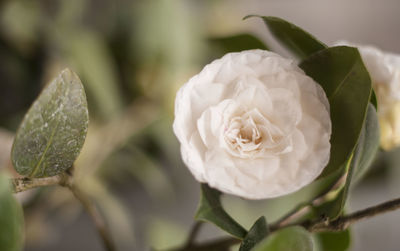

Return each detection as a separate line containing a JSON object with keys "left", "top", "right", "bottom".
{"left": 195, "top": 184, "right": 247, "bottom": 239}
{"left": 84, "top": 178, "right": 136, "bottom": 250}
{"left": 65, "top": 31, "right": 123, "bottom": 120}
{"left": 209, "top": 33, "right": 269, "bottom": 59}
{"left": 240, "top": 216, "right": 268, "bottom": 251}
{"left": 314, "top": 230, "right": 351, "bottom": 251}
{"left": 244, "top": 15, "right": 326, "bottom": 59}
{"left": 252, "top": 226, "right": 313, "bottom": 251}
{"left": 0, "top": 173, "right": 24, "bottom": 251}
{"left": 300, "top": 46, "right": 372, "bottom": 178}
{"left": 316, "top": 104, "right": 379, "bottom": 219}
{"left": 1, "top": 1, "right": 41, "bottom": 53}
{"left": 11, "top": 69, "right": 89, "bottom": 177}
{"left": 147, "top": 217, "right": 186, "bottom": 250}
{"left": 134, "top": 0, "right": 200, "bottom": 102}
{"left": 102, "top": 143, "right": 174, "bottom": 201}
{"left": 0, "top": 129, "right": 14, "bottom": 169}
{"left": 74, "top": 100, "right": 159, "bottom": 177}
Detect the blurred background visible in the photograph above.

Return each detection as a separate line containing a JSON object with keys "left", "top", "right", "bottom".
{"left": 0, "top": 0, "right": 400, "bottom": 250}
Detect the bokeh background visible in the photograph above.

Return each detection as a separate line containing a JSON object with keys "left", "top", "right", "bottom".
{"left": 0, "top": 0, "right": 400, "bottom": 250}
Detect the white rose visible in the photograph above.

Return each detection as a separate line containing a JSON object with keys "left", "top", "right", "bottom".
{"left": 335, "top": 41, "right": 400, "bottom": 150}
{"left": 173, "top": 50, "right": 331, "bottom": 199}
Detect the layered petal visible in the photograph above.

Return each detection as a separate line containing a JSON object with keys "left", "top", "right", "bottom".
{"left": 173, "top": 49, "right": 331, "bottom": 199}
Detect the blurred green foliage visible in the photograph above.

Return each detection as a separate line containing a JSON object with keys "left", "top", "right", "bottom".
{"left": 0, "top": 0, "right": 224, "bottom": 249}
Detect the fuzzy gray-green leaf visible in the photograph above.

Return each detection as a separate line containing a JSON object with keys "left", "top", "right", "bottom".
{"left": 11, "top": 69, "right": 89, "bottom": 178}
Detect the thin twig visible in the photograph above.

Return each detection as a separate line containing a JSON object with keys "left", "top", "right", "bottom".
{"left": 303, "top": 196, "right": 400, "bottom": 232}
{"left": 169, "top": 195, "right": 400, "bottom": 250}
{"left": 12, "top": 175, "right": 67, "bottom": 193}
{"left": 271, "top": 173, "right": 346, "bottom": 229}
{"left": 11, "top": 173, "right": 116, "bottom": 251}
{"left": 13, "top": 173, "right": 400, "bottom": 251}
{"left": 63, "top": 180, "right": 116, "bottom": 251}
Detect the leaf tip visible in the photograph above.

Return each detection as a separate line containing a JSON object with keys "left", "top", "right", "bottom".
{"left": 243, "top": 14, "right": 261, "bottom": 21}
{"left": 59, "top": 68, "right": 82, "bottom": 84}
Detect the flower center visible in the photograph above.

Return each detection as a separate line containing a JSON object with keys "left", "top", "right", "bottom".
{"left": 224, "top": 113, "right": 263, "bottom": 158}
{"left": 223, "top": 108, "right": 292, "bottom": 158}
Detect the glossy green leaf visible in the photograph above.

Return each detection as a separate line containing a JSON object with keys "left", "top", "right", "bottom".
{"left": 195, "top": 184, "right": 247, "bottom": 239}
{"left": 209, "top": 33, "right": 269, "bottom": 58}
{"left": 312, "top": 177, "right": 349, "bottom": 221}
{"left": 315, "top": 230, "right": 351, "bottom": 251}
{"left": 240, "top": 216, "right": 269, "bottom": 251}
{"left": 244, "top": 15, "right": 326, "bottom": 59}
{"left": 300, "top": 46, "right": 372, "bottom": 178}
{"left": 11, "top": 69, "right": 89, "bottom": 178}
{"left": 314, "top": 104, "right": 379, "bottom": 219}
{"left": 252, "top": 226, "right": 313, "bottom": 251}
{"left": 0, "top": 173, "right": 24, "bottom": 251}
{"left": 353, "top": 104, "right": 380, "bottom": 182}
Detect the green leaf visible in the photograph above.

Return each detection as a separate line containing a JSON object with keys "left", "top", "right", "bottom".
{"left": 314, "top": 230, "right": 351, "bottom": 251}
{"left": 195, "top": 184, "right": 247, "bottom": 239}
{"left": 353, "top": 104, "right": 380, "bottom": 182}
{"left": 209, "top": 33, "right": 269, "bottom": 58}
{"left": 240, "top": 216, "right": 269, "bottom": 251}
{"left": 370, "top": 90, "right": 378, "bottom": 109}
{"left": 11, "top": 69, "right": 89, "bottom": 178}
{"left": 244, "top": 15, "right": 326, "bottom": 59}
{"left": 300, "top": 46, "right": 372, "bottom": 178}
{"left": 252, "top": 226, "right": 313, "bottom": 251}
{"left": 0, "top": 173, "right": 24, "bottom": 251}
{"left": 326, "top": 104, "right": 378, "bottom": 217}
{"left": 314, "top": 104, "right": 379, "bottom": 219}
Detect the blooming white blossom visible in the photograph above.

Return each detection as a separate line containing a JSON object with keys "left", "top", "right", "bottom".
{"left": 335, "top": 41, "right": 400, "bottom": 150}
{"left": 173, "top": 50, "right": 331, "bottom": 199}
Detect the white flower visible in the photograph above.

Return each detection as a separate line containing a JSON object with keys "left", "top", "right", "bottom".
{"left": 173, "top": 50, "right": 331, "bottom": 199}
{"left": 335, "top": 41, "right": 400, "bottom": 150}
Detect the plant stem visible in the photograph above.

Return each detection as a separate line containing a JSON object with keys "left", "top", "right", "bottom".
{"left": 303, "top": 196, "right": 400, "bottom": 232}
{"left": 13, "top": 175, "right": 400, "bottom": 250}
{"left": 11, "top": 174, "right": 116, "bottom": 251}
{"left": 169, "top": 195, "right": 400, "bottom": 250}
{"left": 271, "top": 174, "right": 346, "bottom": 229}
{"left": 12, "top": 175, "right": 67, "bottom": 193}
{"left": 64, "top": 181, "right": 116, "bottom": 251}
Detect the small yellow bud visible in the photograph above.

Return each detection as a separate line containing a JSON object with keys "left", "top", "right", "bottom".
{"left": 380, "top": 101, "right": 400, "bottom": 150}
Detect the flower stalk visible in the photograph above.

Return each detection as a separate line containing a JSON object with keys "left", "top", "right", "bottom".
{"left": 11, "top": 171, "right": 116, "bottom": 251}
